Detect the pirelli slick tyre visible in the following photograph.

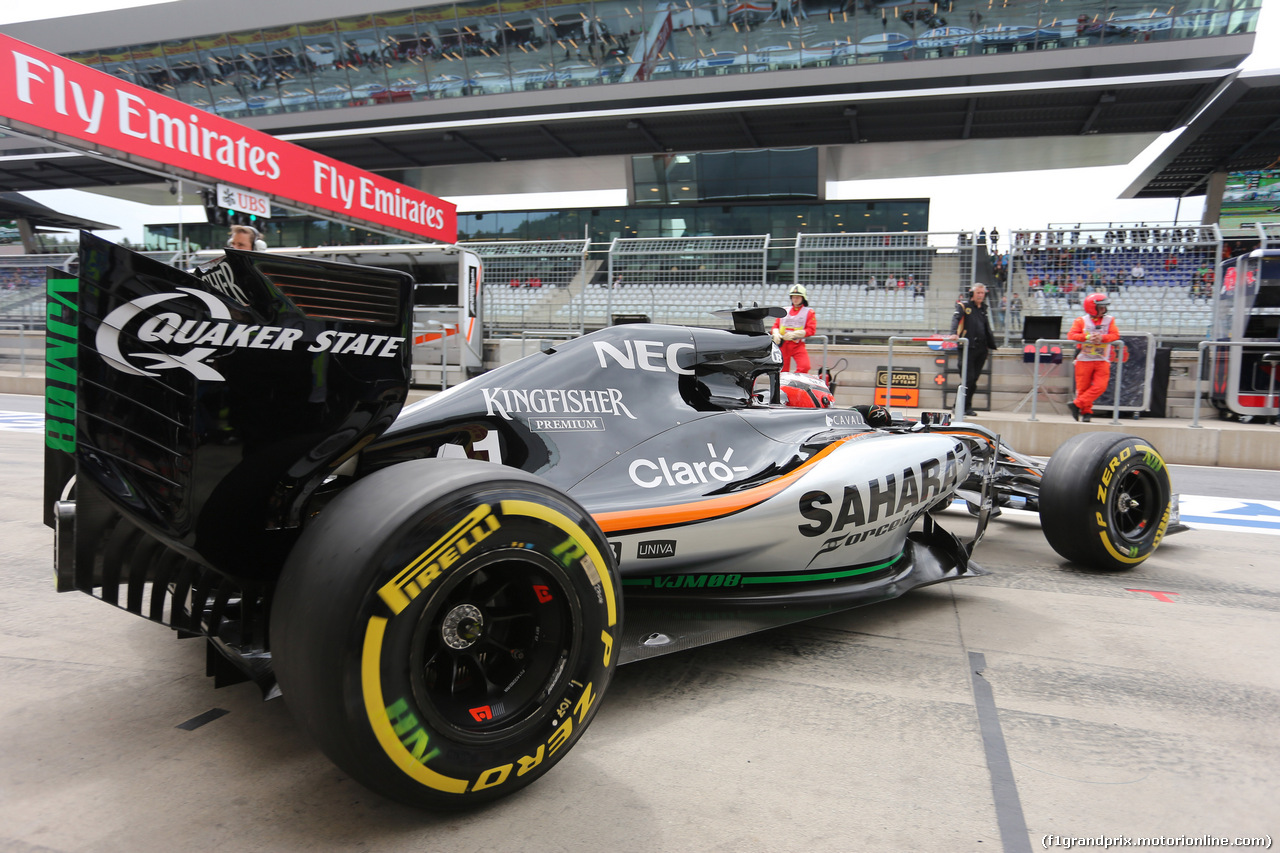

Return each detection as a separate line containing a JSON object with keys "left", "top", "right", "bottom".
{"left": 1038, "top": 433, "right": 1173, "bottom": 571}
{"left": 271, "top": 459, "right": 621, "bottom": 809}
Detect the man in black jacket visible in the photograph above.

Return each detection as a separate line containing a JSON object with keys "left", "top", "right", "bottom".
{"left": 948, "top": 283, "right": 998, "bottom": 416}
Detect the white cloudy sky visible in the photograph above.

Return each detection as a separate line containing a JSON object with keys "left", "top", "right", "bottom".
{"left": 3, "top": 0, "right": 1277, "bottom": 243}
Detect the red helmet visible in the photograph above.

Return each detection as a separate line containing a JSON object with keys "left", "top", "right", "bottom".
{"left": 1083, "top": 293, "right": 1110, "bottom": 318}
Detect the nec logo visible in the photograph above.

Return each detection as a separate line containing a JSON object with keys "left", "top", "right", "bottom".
{"left": 594, "top": 339, "right": 694, "bottom": 374}
{"left": 637, "top": 540, "right": 677, "bottom": 559}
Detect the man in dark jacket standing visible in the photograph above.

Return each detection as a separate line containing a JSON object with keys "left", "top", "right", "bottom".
{"left": 948, "top": 283, "right": 998, "bottom": 416}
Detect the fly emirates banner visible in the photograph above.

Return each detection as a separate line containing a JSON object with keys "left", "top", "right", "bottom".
{"left": 0, "top": 34, "right": 456, "bottom": 243}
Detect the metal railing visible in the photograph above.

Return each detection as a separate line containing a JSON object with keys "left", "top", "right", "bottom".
{"left": 886, "top": 335, "right": 968, "bottom": 421}
{"left": 1189, "top": 340, "right": 1280, "bottom": 428}
{"left": 0, "top": 324, "right": 29, "bottom": 376}
{"left": 1024, "top": 338, "right": 1129, "bottom": 424}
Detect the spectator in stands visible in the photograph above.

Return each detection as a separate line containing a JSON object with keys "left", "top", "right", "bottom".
{"left": 1069, "top": 277, "right": 1085, "bottom": 307}
{"left": 867, "top": 273, "right": 878, "bottom": 290}
{"left": 947, "top": 283, "right": 997, "bottom": 417}
{"left": 1191, "top": 274, "right": 1208, "bottom": 303}
{"left": 1129, "top": 261, "right": 1145, "bottom": 284}
{"left": 771, "top": 284, "right": 817, "bottom": 373}
{"left": 1067, "top": 293, "right": 1120, "bottom": 423}
{"left": 1105, "top": 273, "right": 1120, "bottom": 294}
{"left": 1010, "top": 293, "right": 1023, "bottom": 329}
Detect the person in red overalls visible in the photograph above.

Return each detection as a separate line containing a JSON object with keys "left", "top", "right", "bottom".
{"left": 1067, "top": 293, "right": 1120, "bottom": 422}
{"left": 772, "top": 284, "right": 817, "bottom": 373}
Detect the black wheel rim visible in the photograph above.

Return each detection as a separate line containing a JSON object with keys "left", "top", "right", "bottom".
{"left": 408, "top": 550, "right": 578, "bottom": 743}
{"left": 1110, "top": 467, "right": 1161, "bottom": 543}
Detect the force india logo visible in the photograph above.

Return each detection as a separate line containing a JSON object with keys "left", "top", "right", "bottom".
{"left": 96, "top": 288, "right": 404, "bottom": 382}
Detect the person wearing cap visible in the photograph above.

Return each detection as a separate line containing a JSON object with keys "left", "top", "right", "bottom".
{"left": 1067, "top": 292, "right": 1120, "bottom": 422}
{"left": 772, "top": 284, "right": 817, "bottom": 373}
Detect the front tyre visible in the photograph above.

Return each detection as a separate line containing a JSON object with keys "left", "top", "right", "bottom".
{"left": 271, "top": 459, "right": 621, "bottom": 809}
{"left": 1038, "top": 433, "right": 1173, "bottom": 571}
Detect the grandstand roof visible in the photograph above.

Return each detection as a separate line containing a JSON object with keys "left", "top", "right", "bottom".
{"left": 0, "top": 0, "right": 1265, "bottom": 203}
{"left": 1126, "top": 68, "right": 1280, "bottom": 199}
{"left": 0, "top": 192, "right": 115, "bottom": 232}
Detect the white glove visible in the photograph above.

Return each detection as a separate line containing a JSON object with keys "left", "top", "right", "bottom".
{"left": 771, "top": 329, "right": 783, "bottom": 345}
{"left": 784, "top": 329, "right": 805, "bottom": 341}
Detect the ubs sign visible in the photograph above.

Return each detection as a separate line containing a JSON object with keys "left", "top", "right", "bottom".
{"left": 217, "top": 183, "right": 272, "bottom": 219}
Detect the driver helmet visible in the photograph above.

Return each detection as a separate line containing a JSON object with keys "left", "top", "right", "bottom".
{"left": 788, "top": 284, "right": 809, "bottom": 306}
{"left": 1083, "top": 292, "right": 1110, "bottom": 318}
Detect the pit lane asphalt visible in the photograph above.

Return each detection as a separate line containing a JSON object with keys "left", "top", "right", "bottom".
{"left": 1, "top": 411, "right": 1276, "bottom": 853}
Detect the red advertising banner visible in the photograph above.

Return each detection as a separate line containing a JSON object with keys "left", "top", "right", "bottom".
{"left": 0, "top": 33, "right": 456, "bottom": 243}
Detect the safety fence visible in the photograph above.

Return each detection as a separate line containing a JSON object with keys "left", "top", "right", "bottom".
{"left": 0, "top": 250, "right": 183, "bottom": 324}
{"left": 467, "top": 230, "right": 994, "bottom": 336}
{"left": 1003, "top": 224, "right": 1223, "bottom": 344}
{"left": 0, "top": 225, "right": 1231, "bottom": 340}
{"left": 465, "top": 239, "right": 590, "bottom": 333}
{"left": 1260, "top": 223, "right": 1280, "bottom": 249}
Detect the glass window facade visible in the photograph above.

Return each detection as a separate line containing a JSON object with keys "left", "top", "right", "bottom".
{"left": 64, "top": 0, "right": 1261, "bottom": 121}
{"left": 634, "top": 148, "right": 819, "bottom": 204}
{"left": 455, "top": 199, "right": 928, "bottom": 242}
{"left": 144, "top": 198, "right": 927, "bottom": 249}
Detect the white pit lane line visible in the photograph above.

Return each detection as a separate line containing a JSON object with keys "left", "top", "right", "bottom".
{"left": 0, "top": 411, "right": 45, "bottom": 433}
{"left": 945, "top": 496, "right": 1280, "bottom": 536}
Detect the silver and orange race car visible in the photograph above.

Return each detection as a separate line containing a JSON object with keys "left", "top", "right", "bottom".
{"left": 43, "top": 235, "right": 1178, "bottom": 809}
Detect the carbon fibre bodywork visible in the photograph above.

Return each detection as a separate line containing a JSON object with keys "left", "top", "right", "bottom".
{"left": 47, "top": 235, "right": 982, "bottom": 686}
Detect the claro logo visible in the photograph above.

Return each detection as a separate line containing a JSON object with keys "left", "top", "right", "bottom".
{"left": 629, "top": 443, "right": 749, "bottom": 488}
{"left": 96, "top": 287, "right": 403, "bottom": 382}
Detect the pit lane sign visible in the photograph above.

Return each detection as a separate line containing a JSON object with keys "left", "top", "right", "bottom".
{"left": 875, "top": 366, "right": 921, "bottom": 407}
{"left": 0, "top": 34, "right": 454, "bottom": 243}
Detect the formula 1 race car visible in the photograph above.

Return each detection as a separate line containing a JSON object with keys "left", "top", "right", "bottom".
{"left": 777, "top": 372, "right": 1185, "bottom": 571}
{"left": 43, "top": 236, "right": 1176, "bottom": 810}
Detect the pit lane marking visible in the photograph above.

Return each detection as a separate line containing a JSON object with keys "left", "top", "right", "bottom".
{"left": 947, "top": 496, "right": 1280, "bottom": 536}
{"left": 1175, "top": 496, "right": 1280, "bottom": 536}
{"left": 0, "top": 411, "right": 45, "bottom": 433}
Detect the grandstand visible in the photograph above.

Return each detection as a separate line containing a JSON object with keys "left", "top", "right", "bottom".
{"left": 0, "top": 225, "right": 1253, "bottom": 341}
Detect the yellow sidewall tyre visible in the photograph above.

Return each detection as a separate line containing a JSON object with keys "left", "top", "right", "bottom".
{"left": 1039, "top": 432, "right": 1173, "bottom": 571}
{"left": 271, "top": 459, "right": 621, "bottom": 809}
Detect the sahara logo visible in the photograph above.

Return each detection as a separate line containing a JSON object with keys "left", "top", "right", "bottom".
{"left": 798, "top": 448, "right": 966, "bottom": 538}
{"left": 96, "top": 287, "right": 404, "bottom": 382}
{"left": 629, "top": 443, "right": 749, "bottom": 488}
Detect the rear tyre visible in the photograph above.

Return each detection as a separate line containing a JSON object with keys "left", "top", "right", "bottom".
{"left": 271, "top": 459, "right": 621, "bottom": 809}
{"left": 1038, "top": 433, "right": 1173, "bottom": 571}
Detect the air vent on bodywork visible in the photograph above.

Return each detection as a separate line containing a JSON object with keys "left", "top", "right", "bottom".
{"left": 258, "top": 262, "right": 403, "bottom": 324}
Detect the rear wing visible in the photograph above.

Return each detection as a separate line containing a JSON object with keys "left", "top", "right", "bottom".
{"left": 44, "top": 233, "right": 415, "bottom": 581}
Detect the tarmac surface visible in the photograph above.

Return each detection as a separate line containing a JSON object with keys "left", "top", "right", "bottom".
{"left": 1, "top": 396, "right": 1277, "bottom": 853}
